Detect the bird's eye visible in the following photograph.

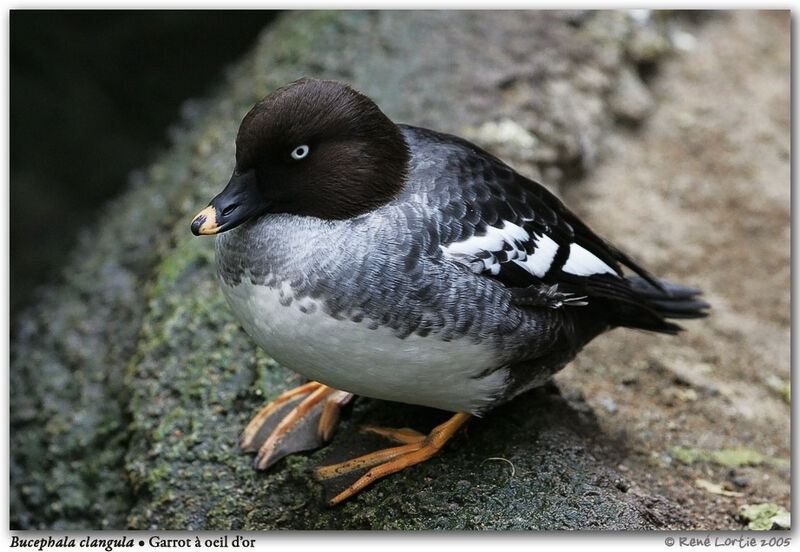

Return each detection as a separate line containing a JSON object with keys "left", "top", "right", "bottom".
{"left": 291, "top": 145, "right": 310, "bottom": 160}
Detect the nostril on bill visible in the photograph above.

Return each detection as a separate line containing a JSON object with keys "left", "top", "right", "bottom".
{"left": 191, "top": 214, "right": 206, "bottom": 234}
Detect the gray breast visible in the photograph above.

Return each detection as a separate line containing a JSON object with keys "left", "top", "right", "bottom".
{"left": 215, "top": 209, "right": 539, "bottom": 352}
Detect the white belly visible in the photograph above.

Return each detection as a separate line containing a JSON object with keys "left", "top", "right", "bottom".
{"left": 220, "top": 279, "right": 509, "bottom": 414}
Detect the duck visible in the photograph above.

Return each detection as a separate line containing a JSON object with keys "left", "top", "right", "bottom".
{"left": 191, "top": 78, "right": 708, "bottom": 505}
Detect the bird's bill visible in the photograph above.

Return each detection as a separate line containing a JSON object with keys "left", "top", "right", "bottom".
{"left": 191, "top": 205, "right": 221, "bottom": 235}
{"left": 191, "top": 169, "right": 265, "bottom": 236}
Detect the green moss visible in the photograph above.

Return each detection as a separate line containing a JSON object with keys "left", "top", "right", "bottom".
{"left": 669, "top": 446, "right": 789, "bottom": 469}
{"left": 149, "top": 238, "right": 215, "bottom": 299}
{"left": 269, "top": 11, "right": 342, "bottom": 64}
{"left": 778, "top": 383, "right": 790, "bottom": 404}
{"left": 152, "top": 408, "right": 187, "bottom": 442}
{"left": 739, "top": 503, "right": 790, "bottom": 530}
{"left": 710, "top": 448, "right": 767, "bottom": 469}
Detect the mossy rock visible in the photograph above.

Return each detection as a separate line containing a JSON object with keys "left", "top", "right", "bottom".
{"left": 11, "top": 10, "right": 682, "bottom": 529}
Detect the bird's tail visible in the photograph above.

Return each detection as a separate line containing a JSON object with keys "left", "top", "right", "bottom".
{"left": 612, "top": 276, "right": 709, "bottom": 335}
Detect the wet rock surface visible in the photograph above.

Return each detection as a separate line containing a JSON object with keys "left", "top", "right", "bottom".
{"left": 557, "top": 10, "right": 790, "bottom": 530}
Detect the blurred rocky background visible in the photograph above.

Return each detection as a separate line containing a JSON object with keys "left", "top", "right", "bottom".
{"left": 10, "top": 10, "right": 789, "bottom": 530}
{"left": 10, "top": 10, "right": 278, "bottom": 320}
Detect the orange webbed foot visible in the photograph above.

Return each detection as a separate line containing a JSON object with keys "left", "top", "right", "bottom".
{"left": 315, "top": 412, "right": 472, "bottom": 505}
{"left": 241, "top": 381, "right": 353, "bottom": 470}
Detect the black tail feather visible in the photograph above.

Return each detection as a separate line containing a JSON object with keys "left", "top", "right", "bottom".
{"left": 614, "top": 276, "right": 709, "bottom": 335}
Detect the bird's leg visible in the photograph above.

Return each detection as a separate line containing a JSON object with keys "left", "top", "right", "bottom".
{"left": 240, "top": 381, "right": 353, "bottom": 470}
{"left": 361, "top": 425, "right": 427, "bottom": 444}
{"left": 315, "top": 412, "right": 471, "bottom": 505}
{"left": 318, "top": 389, "right": 355, "bottom": 441}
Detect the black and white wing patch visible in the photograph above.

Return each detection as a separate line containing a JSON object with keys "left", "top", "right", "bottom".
{"left": 440, "top": 218, "right": 620, "bottom": 278}
{"left": 431, "top": 137, "right": 662, "bottom": 308}
{"left": 440, "top": 218, "right": 616, "bottom": 307}
{"left": 441, "top": 220, "right": 560, "bottom": 277}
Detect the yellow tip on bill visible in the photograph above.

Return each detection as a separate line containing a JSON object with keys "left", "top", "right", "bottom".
{"left": 191, "top": 205, "right": 220, "bottom": 235}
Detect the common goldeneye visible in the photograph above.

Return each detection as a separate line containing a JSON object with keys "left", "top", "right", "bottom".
{"left": 191, "top": 78, "right": 708, "bottom": 505}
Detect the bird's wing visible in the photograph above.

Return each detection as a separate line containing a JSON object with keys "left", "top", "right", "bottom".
{"left": 427, "top": 131, "right": 662, "bottom": 308}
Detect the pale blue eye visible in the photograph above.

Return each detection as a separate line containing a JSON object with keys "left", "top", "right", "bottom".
{"left": 291, "top": 145, "right": 309, "bottom": 160}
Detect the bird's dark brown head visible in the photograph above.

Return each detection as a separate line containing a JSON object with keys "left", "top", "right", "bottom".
{"left": 191, "top": 78, "right": 410, "bottom": 235}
